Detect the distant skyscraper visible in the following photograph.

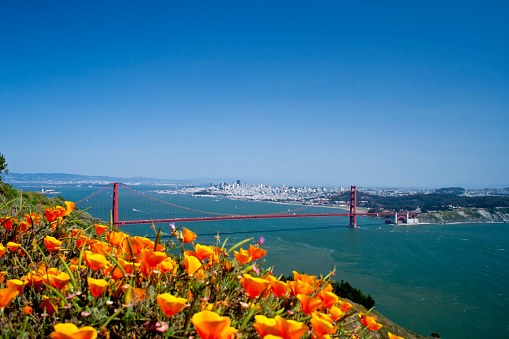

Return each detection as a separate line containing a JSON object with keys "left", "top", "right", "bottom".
{"left": 237, "top": 180, "right": 241, "bottom": 186}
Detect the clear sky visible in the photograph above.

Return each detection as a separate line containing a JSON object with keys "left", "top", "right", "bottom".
{"left": 1, "top": 1, "right": 508, "bottom": 188}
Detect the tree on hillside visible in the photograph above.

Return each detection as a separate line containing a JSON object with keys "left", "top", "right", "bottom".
{"left": 0, "top": 152, "right": 8, "bottom": 182}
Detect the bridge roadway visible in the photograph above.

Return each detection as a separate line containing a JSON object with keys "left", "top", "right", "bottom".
{"left": 116, "top": 212, "right": 397, "bottom": 225}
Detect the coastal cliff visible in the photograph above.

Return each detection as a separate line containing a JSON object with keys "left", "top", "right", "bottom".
{"left": 417, "top": 207, "right": 509, "bottom": 224}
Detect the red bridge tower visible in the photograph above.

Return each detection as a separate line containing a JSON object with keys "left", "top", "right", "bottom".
{"left": 349, "top": 185, "right": 357, "bottom": 227}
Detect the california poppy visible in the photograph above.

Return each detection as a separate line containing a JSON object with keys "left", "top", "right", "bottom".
{"left": 240, "top": 274, "right": 270, "bottom": 298}
{"left": 183, "top": 228, "right": 197, "bottom": 243}
{"left": 49, "top": 323, "right": 97, "bottom": 339}
{"left": 44, "top": 236, "right": 63, "bottom": 252}
{"left": 84, "top": 253, "right": 110, "bottom": 271}
{"left": 311, "top": 312, "right": 337, "bottom": 337}
{"left": 296, "top": 294, "right": 323, "bottom": 315}
{"left": 0, "top": 288, "right": 19, "bottom": 309}
{"left": 156, "top": 293, "right": 188, "bottom": 317}
{"left": 191, "top": 310, "right": 237, "bottom": 339}
{"left": 254, "top": 315, "right": 308, "bottom": 339}
{"left": 94, "top": 224, "right": 108, "bottom": 236}
{"left": 87, "top": 277, "right": 108, "bottom": 297}
{"left": 184, "top": 254, "right": 202, "bottom": 276}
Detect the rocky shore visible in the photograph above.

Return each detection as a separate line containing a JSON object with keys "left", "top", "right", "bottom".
{"left": 417, "top": 207, "right": 509, "bottom": 224}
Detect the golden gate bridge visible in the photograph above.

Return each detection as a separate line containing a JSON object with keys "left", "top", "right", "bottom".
{"left": 76, "top": 183, "right": 416, "bottom": 228}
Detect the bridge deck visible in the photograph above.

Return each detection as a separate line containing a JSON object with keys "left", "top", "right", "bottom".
{"left": 117, "top": 212, "right": 397, "bottom": 225}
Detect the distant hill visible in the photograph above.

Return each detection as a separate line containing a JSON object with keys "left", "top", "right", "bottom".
{"left": 433, "top": 187, "right": 465, "bottom": 195}
{"left": 331, "top": 191, "right": 509, "bottom": 212}
{"left": 4, "top": 172, "right": 191, "bottom": 186}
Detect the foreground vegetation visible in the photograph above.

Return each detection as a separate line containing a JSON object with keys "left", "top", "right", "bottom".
{"left": 0, "top": 182, "right": 426, "bottom": 339}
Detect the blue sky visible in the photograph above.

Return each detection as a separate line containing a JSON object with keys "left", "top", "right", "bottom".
{"left": 1, "top": 1, "right": 508, "bottom": 188}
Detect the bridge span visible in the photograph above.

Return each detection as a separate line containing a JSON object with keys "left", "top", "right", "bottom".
{"left": 76, "top": 183, "right": 417, "bottom": 228}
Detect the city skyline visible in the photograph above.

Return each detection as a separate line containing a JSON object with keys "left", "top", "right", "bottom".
{"left": 1, "top": 1, "right": 508, "bottom": 188}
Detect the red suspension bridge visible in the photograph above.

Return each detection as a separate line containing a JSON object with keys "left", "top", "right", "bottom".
{"left": 75, "top": 183, "right": 417, "bottom": 228}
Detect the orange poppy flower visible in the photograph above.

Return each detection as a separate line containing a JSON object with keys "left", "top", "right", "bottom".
{"left": 63, "top": 201, "right": 75, "bottom": 216}
{"left": 23, "top": 305, "right": 33, "bottom": 314}
{"left": 49, "top": 323, "right": 97, "bottom": 339}
{"left": 44, "top": 236, "right": 63, "bottom": 252}
{"left": 311, "top": 312, "right": 337, "bottom": 337}
{"left": 159, "top": 258, "right": 176, "bottom": 273}
{"left": 254, "top": 315, "right": 308, "bottom": 339}
{"left": 7, "top": 242, "right": 21, "bottom": 251}
{"left": 317, "top": 290, "right": 339, "bottom": 308}
{"left": 123, "top": 236, "right": 145, "bottom": 256}
{"left": 191, "top": 310, "right": 237, "bottom": 339}
{"left": 288, "top": 280, "right": 314, "bottom": 296}
{"left": 24, "top": 272, "right": 44, "bottom": 292}
{"left": 268, "top": 278, "right": 289, "bottom": 298}
{"left": 87, "top": 277, "right": 109, "bottom": 297}
{"left": 45, "top": 206, "right": 66, "bottom": 223}
{"left": 19, "top": 221, "right": 30, "bottom": 232}
{"left": 184, "top": 254, "right": 202, "bottom": 276}
{"left": 6, "top": 279, "right": 27, "bottom": 294}
{"left": 141, "top": 249, "right": 168, "bottom": 268}
{"left": 253, "top": 315, "right": 279, "bottom": 337}
{"left": 338, "top": 300, "right": 353, "bottom": 312}
{"left": 157, "top": 293, "right": 188, "bottom": 317}
{"left": 49, "top": 272, "right": 70, "bottom": 290}
{"left": 328, "top": 306, "right": 344, "bottom": 321}
{"left": 84, "top": 253, "right": 110, "bottom": 271}
{"left": 0, "top": 288, "right": 19, "bottom": 309}
{"left": 76, "top": 235, "right": 91, "bottom": 248}
{"left": 183, "top": 228, "right": 197, "bottom": 243}
{"left": 293, "top": 271, "right": 317, "bottom": 286}
{"left": 359, "top": 313, "right": 383, "bottom": 331}
{"left": 234, "top": 247, "right": 252, "bottom": 265}
{"left": 240, "top": 274, "right": 270, "bottom": 298}
{"left": 388, "top": 333, "right": 406, "bottom": 339}
{"left": 0, "top": 271, "right": 7, "bottom": 283}
{"left": 248, "top": 244, "right": 266, "bottom": 260}
{"left": 94, "top": 224, "right": 109, "bottom": 236}
{"left": 118, "top": 258, "right": 137, "bottom": 274}
{"left": 110, "top": 266, "right": 125, "bottom": 281}
{"left": 26, "top": 212, "right": 42, "bottom": 226}
{"left": 297, "top": 294, "right": 323, "bottom": 315}
{"left": 105, "top": 231, "right": 126, "bottom": 247}
{"left": 0, "top": 244, "right": 7, "bottom": 258}
{"left": 194, "top": 244, "right": 214, "bottom": 260}
{"left": 90, "top": 241, "right": 111, "bottom": 255}
{"left": 1, "top": 216, "right": 14, "bottom": 230}
{"left": 132, "top": 287, "right": 147, "bottom": 301}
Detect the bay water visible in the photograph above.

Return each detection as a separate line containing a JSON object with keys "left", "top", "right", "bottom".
{"left": 18, "top": 184, "right": 509, "bottom": 339}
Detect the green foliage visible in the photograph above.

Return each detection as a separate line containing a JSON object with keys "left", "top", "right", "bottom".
{"left": 0, "top": 152, "right": 8, "bottom": 181}
{"left": 331, "top": 191, "right": 509, "bottom": 211}
{"left": 331, "top": 280, "right": 375, "bottom": 310}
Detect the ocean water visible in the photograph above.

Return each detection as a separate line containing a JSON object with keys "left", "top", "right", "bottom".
{"left": 17, "top": 184, "right": 509, "bottom": 339}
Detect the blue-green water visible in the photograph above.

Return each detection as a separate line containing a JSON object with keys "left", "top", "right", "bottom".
{"left": 17, "top": 185, "right": 509, "bottom": 339}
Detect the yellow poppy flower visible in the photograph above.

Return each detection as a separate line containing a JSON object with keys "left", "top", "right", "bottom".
{"left": 49, "top": 323, "right": 97, "bottom": 339}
